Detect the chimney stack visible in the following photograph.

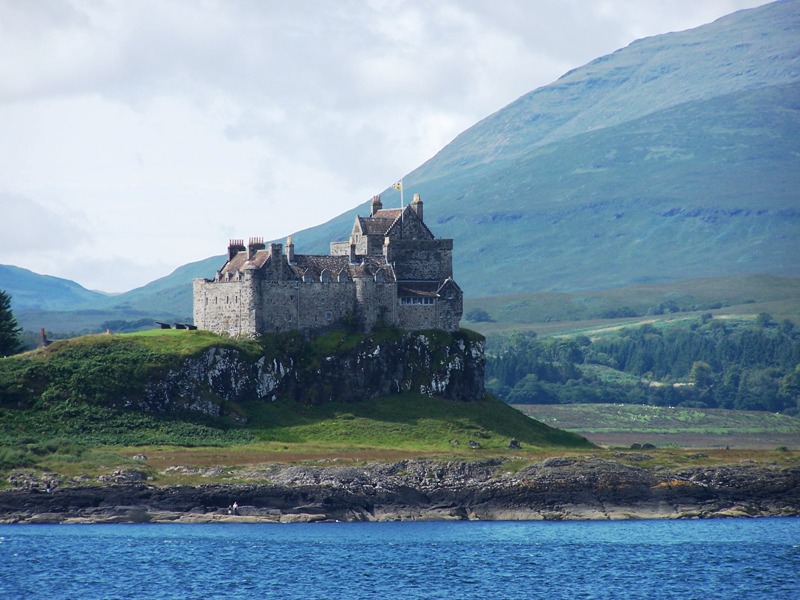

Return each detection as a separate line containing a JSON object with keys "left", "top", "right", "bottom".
{"left": 247, "top": 237, "right": 265, "bottom": 260}
{"left": 228, "top": 239, "right": 246, "bottom": 261}
{"left": 411, "top": 193, "right": 423, "bottom": 221}
{"left": 349, "top": 236, "right": 357, "bottom": 264}
{"left": 371, "top": 194, "right": 382, "bottom": 216}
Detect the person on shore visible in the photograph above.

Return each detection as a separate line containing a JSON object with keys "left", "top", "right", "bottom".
{"left": 232, "top": 501, "right": 238, "bottom": 515}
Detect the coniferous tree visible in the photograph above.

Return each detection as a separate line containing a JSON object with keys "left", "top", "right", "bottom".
{"left": 0, "top": 290, "right": 22, "bottom": 357}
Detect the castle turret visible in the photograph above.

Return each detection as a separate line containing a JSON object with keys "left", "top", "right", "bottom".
{"left": 411, "top": 193, "right": 423, "bottom": 221}
{"left": 371, "top": 194, "right": 382, "bottom": 216}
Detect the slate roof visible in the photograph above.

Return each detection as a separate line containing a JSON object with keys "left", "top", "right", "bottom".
{"left": 357, "top": 215, "right": 398, "bottom": 236}
{"left": 398, "top": 278, "right": 460, "bottom": 297}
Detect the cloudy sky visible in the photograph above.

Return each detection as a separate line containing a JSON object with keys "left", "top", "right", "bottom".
{"left": 0, "top": 0, "right": 768, "bottom": 293}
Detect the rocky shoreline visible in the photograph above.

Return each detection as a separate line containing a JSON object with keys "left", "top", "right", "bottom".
{"left": 2, "top": 456, "right": 798, "bottom": 524}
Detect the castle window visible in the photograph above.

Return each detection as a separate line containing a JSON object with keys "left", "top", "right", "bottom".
{"left": 325, "top": 311, "right": 333, "bottom": 322}
{"left": 320, "top": 270, "right": 331, "bottom": 283}
{"left": 401, "top": 296, "right": 434, "bottom": 306}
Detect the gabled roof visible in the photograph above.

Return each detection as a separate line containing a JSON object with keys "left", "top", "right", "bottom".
{"left": 356, "top": 206, "right": 434, "bottom": 240}
{"left": 357, "top": 215, "right": 397, "bottom": 236}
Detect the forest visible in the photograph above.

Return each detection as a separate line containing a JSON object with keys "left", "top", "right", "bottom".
{"left": 485, "top": 314, "right": 800, "bottom": 414}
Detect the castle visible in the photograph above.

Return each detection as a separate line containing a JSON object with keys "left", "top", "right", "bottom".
{"left": 193, "top": 193, "right": 463, "bottom": 337}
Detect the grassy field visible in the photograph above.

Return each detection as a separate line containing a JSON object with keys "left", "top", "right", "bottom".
{"left": 514, "top": 404, "right": 800, "bottom": 450}
{"left": 465, "top": 274, "right": 800, "bottom": 337}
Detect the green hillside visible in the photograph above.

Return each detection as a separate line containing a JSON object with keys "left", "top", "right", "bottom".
{"left": 0, "top": 330, "right": 592, "bottom": 472}
{"left": 464, "top": 274, "right": 800, "bottom": 329}
{"left": 0, "top": 264, "right": 108, "bottom": 311}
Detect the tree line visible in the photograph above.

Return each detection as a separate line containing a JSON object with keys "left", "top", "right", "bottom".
{"left": 485, "top": 314, "right": 800, "bottom": 414}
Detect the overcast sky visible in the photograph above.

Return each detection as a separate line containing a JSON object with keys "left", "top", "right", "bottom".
{"left": 0, "top": 0, "right": 769, "bottom": 293}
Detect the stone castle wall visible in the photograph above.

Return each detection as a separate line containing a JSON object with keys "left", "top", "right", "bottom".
{"left": 193, "top": 278, "right": 257, "bottom": 338}
{"left": 390, "top": 239, "right": 453, "bottom": 281}
{"left": 396, "top": 295, "right": 462, "bottom": 332}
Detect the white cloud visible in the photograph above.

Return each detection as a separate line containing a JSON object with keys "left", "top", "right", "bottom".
{"left": 0, "top": 0, "right": 770, "bottom": 292}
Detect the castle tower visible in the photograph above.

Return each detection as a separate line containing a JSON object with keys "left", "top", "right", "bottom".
{"left": 371, "top": 194, "right": 382, "bottom": 216}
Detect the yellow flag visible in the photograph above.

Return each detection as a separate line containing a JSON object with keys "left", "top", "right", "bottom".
{"left": 392, "top": 180, "right": 402, "bottom": 190}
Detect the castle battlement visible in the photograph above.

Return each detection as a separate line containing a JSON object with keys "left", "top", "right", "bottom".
{"left": 193, "top": 194, "right": 462, "bottom": 337}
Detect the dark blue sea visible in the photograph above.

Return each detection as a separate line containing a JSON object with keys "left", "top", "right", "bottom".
{"left": 2, "top": 519, "right": 799, "bottom": 599}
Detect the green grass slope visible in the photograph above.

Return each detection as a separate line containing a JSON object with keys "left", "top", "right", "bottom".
{"left": 0, "top": 330, "right": 592, "bottom": 466}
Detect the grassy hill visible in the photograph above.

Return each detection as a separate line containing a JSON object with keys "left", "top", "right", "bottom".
{"left": 0, "top": 330, "right": 593, "bottom": 475}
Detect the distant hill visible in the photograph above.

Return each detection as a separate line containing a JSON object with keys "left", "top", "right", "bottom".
{"left": 0, "top": 264, "right": 108, "bottom": 311}
{"left": 4, "top": 1, "right": 799, "bottom": 331}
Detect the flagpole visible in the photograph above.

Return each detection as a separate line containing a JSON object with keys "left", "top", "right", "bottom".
{"left": 400, "top": 178, "right": 404, "bottom": 237}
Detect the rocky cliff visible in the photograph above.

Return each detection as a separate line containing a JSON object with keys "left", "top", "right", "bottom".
{"left": 2, "top": 457, "right": 798, "bottom": 523}
{"left": 137, "top": 329, "right": 485, "bottom": 416}
{"left": 1, "top": 328, "right": 486, "bottom": 417}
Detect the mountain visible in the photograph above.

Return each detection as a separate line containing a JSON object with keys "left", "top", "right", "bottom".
{"left": 0, "top": 264, "right": 108, "bottom": 311}
{"left": 294, "top": 0, "right": 800, "bottom": 296}
{"left": 128, "top": 0, "right": 799, "bottom": 300}
{"left": 4, "top": 1, "right": 800, "bottom": 329}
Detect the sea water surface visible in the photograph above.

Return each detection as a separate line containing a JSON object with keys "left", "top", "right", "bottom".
{"left": 2, "top": 519, "right": 799, "bottom": 599}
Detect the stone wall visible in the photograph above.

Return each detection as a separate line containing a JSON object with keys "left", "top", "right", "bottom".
{"left": 193, "top": 278, "right": 257, "bottom": 338}
{"left": 390, "top": 239, "right": 453, "bottom": 281}
{"left": 355, "top": 278, "right": 397, "bottom": 330}
{"left": 252, "top": 279, "right": 358, "bottom": 334}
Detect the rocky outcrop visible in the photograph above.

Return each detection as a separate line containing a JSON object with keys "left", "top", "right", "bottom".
{"left": 2, "top": 457, "right": 798, "bottom": 524}
{"left": 132, "top": 330, "right": 485, "bottom": 417}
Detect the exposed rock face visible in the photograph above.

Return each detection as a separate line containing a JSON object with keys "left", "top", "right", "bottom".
{"left": 134, "top": 331, "right": 485, "bottom": 416}
{"left": 2, "top": 458, "right": 798, "bottom": 524}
